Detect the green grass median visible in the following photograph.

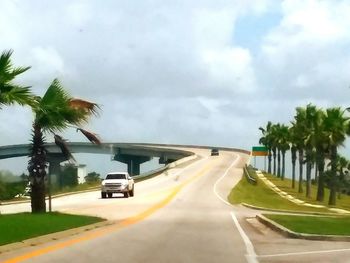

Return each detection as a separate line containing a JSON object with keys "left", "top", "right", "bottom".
{"left": 0, "top": 212, "right": 104, "bottom": 246}
{"left": 264, "top": 214, "right": 350, "bottom": 236}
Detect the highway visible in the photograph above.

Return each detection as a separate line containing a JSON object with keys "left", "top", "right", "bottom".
{"left": 1, "top": 148, "right": 350, "bottom": 263}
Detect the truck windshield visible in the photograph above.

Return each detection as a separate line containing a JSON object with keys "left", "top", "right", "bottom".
{"left": 106, "top": 174, "right": 126, "bottom": 179}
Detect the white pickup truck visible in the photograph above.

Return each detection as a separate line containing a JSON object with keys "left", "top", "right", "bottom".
{"left": 101, "top": 172, "right": 135, "bottom": 198}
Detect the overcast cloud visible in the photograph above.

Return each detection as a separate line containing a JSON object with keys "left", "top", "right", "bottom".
{"left": 1, "top": 0, "right": 350, "bottom": 174}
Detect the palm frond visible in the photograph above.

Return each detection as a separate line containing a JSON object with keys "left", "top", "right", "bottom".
{"left": 0, "top": 49, "right": 33, "bottom": 107}
{"left": 0, "top": 50, "right": 31, "bottom": 83}
{"left": 0, "top": 50, "right": 14, "bottom": 81}
{"left": 54, "top": 134, "right": 76, "bottom": 162}
{"left": 77, "top": 128, "right": 101, "bottom": 144}
{"left": 69, "top": 99, "right": 100, "bottom": 116}
{"left": 0, "top": 84, "right": 34, "bottom": 106}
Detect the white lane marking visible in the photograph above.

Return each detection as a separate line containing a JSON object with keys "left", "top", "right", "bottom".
{"left": 259, "top": 248, "right": 350, "bottom": 258}
{"left": 212, "top": 153, "right": 240, "bottom": 206}
{"left": 212, "top": 153, "right": 258, "bottom": 263}
{"left": 231, "top": 211, "right": 259, "bottom": 263}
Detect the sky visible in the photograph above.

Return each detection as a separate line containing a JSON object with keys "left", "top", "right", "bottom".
{"left": 1, "top": 0, "right": 350, "bottom": 175}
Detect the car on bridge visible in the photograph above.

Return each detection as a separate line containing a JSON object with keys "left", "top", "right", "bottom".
{"left": 211, "top": 148, "right": 219, "bottom": 156}
{"left": 101, "top": 172, "right": 134, "bottom": 198}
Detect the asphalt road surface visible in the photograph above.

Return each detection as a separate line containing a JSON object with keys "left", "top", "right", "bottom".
{"left": 1, "top": 148, "right": 350, "bottom": 263}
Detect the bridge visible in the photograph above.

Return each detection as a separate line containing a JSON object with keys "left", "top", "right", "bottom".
{"left": 0, "top": 142, "right": 194, "bottom": 176}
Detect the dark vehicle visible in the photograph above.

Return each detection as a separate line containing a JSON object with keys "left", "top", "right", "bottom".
{"left": 211, "top": 148, "right": 219, "bottom": 156}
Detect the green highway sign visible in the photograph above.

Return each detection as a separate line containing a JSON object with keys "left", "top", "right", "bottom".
{"left": 251, "top": 146, "right": 268, "bottom": 156}
{"left": 252, "top": 146, "right": 267, "bottom": 152}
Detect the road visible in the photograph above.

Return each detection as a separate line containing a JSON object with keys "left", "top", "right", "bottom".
{"left": 1, "top": 147, "right": 350, "bottom": 263}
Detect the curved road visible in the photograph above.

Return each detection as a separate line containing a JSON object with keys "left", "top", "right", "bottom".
{"left": 2, "top": 147, "right": 350, "bottom": 263}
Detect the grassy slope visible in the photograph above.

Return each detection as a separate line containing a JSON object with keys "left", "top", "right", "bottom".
{"left": 228, "top": 172, "right": 329, "bottom": 213}
{"left": 264, "top": 214, "right": 350, "bottom": 235}
{"left": 264, "top": 173, "right": 350, "bottom": 211}
{"left": 0, "top": 212, "right": 104, "bottom": 246}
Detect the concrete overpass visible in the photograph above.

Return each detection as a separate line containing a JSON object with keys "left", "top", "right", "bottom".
{"left": 0, "top": 143, "right": 194, "bottom": 176}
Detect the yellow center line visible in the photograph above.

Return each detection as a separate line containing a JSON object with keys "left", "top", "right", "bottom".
{"left": 2, "top": 161, "right": 214, "bottom": 263}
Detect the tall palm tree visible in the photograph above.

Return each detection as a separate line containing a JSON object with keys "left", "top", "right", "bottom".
{"left": 277, "top": 124, "right": 290, "bottom": 180}
{"left": 289, "top": 126, "right": 298, "bottom": 188}
{"left": 303, "top": 104, "right": 319, "bottom": 198}
{"left": 292, "top": 107, "right": 308, "bottom": 193}
{"left": 259, "top": 121, "right": 273, "bottom": 173}
{"left": 323, "top": 107, "right": 350, "bottom": 205}
{"left": 310, "top": 108, "right": 327, "bottom": 202}
{"left": 269, "top": 123, "right": 279, "bottom": 176}
{"left": 336, "top": 155, "right": 348, "bottom": 199}
{"left": 0, "top": 50, "right": 34, "bottom": 108}
{"left": 28, "top": 79, "right": 100, "bottom": 213}
{"left": 271, "top": 123, "right": 285, "bottom": 178}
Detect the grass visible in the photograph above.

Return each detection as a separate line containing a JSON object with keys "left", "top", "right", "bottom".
{"left": 264, "top": 214, "right": 350, "bottom": 236}
{"left": 264, "top": 173, "right": 350, "bottom": 211}
{"left": 228, "top": 168, "right": 329, "bottom": 213}
{"left": 0, "top": 212, "right": 104, "bottom": 246}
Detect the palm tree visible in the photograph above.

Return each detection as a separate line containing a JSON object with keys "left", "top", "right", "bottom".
{"left": 273, "top": 123, "right": 282, "bottom": 178}
{"left": 0, "top": 50, "right": 34, "bottom": 108}
{"left": 303, "top": 104, "right": 320, "bottom": 198}
{"left": 277, "top": 124, "right": 290, "bottom": 180}
{"left": 292, "top": 107, "right": 308, "bottom": 193}
{"left": 259, "top": 121, "right": 273, "bottom": 173}
{"left": 269, "top": 124, "right": 278, "bottom": 176}
{"left": 310, "top": 108, "right": 327, "bottom": 202}
{"left": 28, "top": 79, "right": 100, "bottom": 213}
{"left": 323, "top": 107, "right": 350, "bottom": 205}
{"left": 289, "top": 126, "right": 298, "bottom": 188}
{"left": 336, "top": 155, "right": 348, "bottom": 199}
{"left": 270, "top": 123, "right": 285, "bottom": 178}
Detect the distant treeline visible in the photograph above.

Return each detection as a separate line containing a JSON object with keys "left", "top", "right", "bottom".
{"left": 0, "top": 170, "right": 27, "bottom": 200}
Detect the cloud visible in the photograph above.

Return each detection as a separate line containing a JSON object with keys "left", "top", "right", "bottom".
{"left": 2, "top": 0, "right": 350, "bottom": 175}
{"left": 258, "top": 0, "right": 350, "bottom": 103}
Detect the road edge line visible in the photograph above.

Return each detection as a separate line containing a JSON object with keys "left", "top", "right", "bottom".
{"left": 230, "top": 211, "right": 258, "bottom": 263}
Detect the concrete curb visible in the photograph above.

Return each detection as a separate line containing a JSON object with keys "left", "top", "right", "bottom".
{"left": 241, "top": 203, "right": 338, "bottom": 216}
{"left": 1, "top": 187, "right": 100, "bottom": 206}
{"left": 257, "top": 214, "right": 350, "bottom": 242}
{"left": 0, "top": 220, "right": 115, "bottom": 254}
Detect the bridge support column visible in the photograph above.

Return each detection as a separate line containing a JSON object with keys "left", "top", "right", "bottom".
{"left": 113, "top": 154, "right": 151, "bottom": 176}
{"left": 47, "top": 156, "right": 66, "bottom": 187}
{"left": 47, "top": 155, "right": 66, "bottom": 212}
{"left": 159, "top": 156, "right": 177, "bottom": 165}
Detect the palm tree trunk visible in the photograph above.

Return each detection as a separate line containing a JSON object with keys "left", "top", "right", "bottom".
{"left": 338, "top": 168, "right": 345, "bottom": 200}
{"left": 298, "top": 149, "right": 303, "bottom": 193}
{"left": 273, "top": 149, "right": 276, "bottom": 176}
{"left": 328, "top": 145, "right": 337, "bottom": 206}
{"left": 277, "top": 149, "right": 281, "bottom": 178}
{"left": 291, "top": 147, "right": 297, "bottom": 188}
{"left": 281, "top": 151, "right": 286, "bottom": 180}
{"left": 314, "top": 163, "right": 318, "bottom": 184}
{"left": 316, "top": 158, "right": 325, "bottom": 202}
{"left": 306, "top": 160, "right": 312, "bottom": 198}
{"left": 28, "top": 123, "right": 47, "bottom": 213}
{"left": 268, "top": 150, "right": 272, "bottom": 174}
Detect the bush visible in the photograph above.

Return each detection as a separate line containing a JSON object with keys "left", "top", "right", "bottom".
{"left": 85, "top": 172, "right": 101, "bottom": 184}
{"left": 0, "top": 181, "right": 26, "bottom": 200}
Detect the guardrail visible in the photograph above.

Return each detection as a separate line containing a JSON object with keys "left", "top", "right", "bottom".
{"left": 133, "top": 154, "right": 198, "bottom": 182}
{"left": 243, "top": 165, "right": 257, "bottom": 185}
